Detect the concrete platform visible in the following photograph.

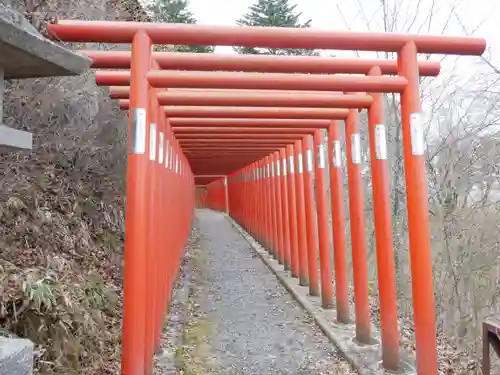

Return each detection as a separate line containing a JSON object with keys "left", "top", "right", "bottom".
{"left": 0, "top": 4, "right": 91, "bottom": 151}
{"left": 0, "top": 3, "right": 91, "bottom": 79}
{"left": 0, "top": 124, "right": 32, "bottom": 152}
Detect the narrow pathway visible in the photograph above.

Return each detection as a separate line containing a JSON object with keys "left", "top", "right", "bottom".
{"left": 182, "top": 209, "right": 354, "bottom": 375}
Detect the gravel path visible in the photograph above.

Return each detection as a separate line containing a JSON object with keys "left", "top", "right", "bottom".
{"left": 195, "top": 209, "right": 355, "bottom": 375}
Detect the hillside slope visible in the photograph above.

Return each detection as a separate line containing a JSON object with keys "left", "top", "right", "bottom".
{"left": 1, "top": 1, "right": 147, "bottom": 373}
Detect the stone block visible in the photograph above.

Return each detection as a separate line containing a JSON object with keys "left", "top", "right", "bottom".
{"left": 0, "top": 338, "right": 34, "bottom": 375}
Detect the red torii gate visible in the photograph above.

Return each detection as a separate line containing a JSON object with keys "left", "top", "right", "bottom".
{"left": 90, "top": 52, "right": 449, "bottom": 374}
{"left": 79, "top": 49, "right": 441, "bottom": 75}
{"left": 96, "top": 61, "right": 441, "bottom": 373}
{"left": 47, "top": 20, "right": 485, "bottom": 375}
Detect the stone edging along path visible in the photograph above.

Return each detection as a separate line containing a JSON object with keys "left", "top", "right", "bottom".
{"left": 226, "top": 213, "right": 417, "bottom": 375}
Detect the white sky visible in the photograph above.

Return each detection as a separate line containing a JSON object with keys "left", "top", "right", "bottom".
{"left": 180, "top": 0, "right": 500, "bottom": 139}
{"left": 187, "top": 0, "right": 499, "bottom": 65}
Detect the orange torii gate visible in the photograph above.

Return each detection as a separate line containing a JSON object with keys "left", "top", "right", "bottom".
{"left": 115, "top": 90, "right": 374, "bottom": 108}
{"left": 79, "top": 49, "right": 440, "bottom": 75}
{"left": 92, "top": 56, "right": 443, "bottom": 374}
{"left": 47, "top": 20, "right": 485, "bottom": 375}
{"left": 97, "top": 64, "right": 436, "bottom": 373}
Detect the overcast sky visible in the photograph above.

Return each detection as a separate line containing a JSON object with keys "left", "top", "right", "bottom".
{"left": 186, "top": 0, "right": 499, "bottom": 64}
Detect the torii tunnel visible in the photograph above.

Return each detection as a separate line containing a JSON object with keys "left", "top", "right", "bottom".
{"left": 47, "top": 20, "right": 486, "bottom": 375}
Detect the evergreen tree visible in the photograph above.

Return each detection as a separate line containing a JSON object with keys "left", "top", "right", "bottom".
{"left": 234, "top": 0, "right": 318, "bottom": 56}
{"left": 148, "top": 0, "right": 213, "bottom": 53}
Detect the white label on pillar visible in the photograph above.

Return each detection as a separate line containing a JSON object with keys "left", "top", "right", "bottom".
{"left": 318, "top": 144, "right": 326, "bottom": 169}
{"left": 158, "top": 132, "right": 164, "bottom": 164}
{"left": 276, "top": 160, "right": 280, "bottom": 176}
{"left": 298, "top": 153, "right": 303, "bottom": 174}
{"left": 410, "top": 113, "right": 425, "bottom": 156}
{"left": 271, "top": 162, "right": 275, "bottom": 177}
{"left": 149, "top": 123, "right": 157, "bottom": 161}
{"left": 351, "top": 133, "right": 361, "bottom": 165}
{"left": 130, "top": 108, "right": 146, "bottom": 154}
{"left": 289, "top": 155, "right": 294, "bottom": 174}
{"left": 267, "top": 164, "right": 270, "bottom": 178}
{"left": 332, "top": 140, "right": 341, "bottom": 168}
{"left": 306, "top": 149, "right": 313, "bottom": 172}
{"left": 282, "top": 158, "right": 287, "bottom": 176}
{"left": 175, "top": 155, "right": 179, "bottom": 174}
{"left": 165, "top": 140, "right": 170, "bottom": 168}
{"left": 374, "top": 124, "right": 388, "bottom": 160}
